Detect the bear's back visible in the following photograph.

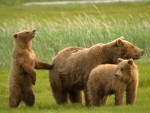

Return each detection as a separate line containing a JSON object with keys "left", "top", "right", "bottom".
{"left": 89, "top": 64, "right": 117, "bottom": 79}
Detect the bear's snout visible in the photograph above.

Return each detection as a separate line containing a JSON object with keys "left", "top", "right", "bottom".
{"left": 115, "top": 74, "right": 119, "bottom": 77}
{"left": 32, "top": 30, "right": 36, "bottom": 32}
{"left": 135, "top": 50, "right": 144, "bottom": 59}
{"left": 141, "top": 50, "right": 145, "bottom": 55}
{"left": 32, "top": 30, "right": 36, "bottom": 37}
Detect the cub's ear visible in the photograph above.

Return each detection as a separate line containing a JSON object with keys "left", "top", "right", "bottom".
{"left": 118, "top": 58, "right": 123, "bottom": 63}
{"left": 120, "top": 36, "right": 124, "bottom": 40}
{"left": 116, "top": 39, "right": 124, "bottom": 47}
{"left": 128, "top": 58, "right": 133, "bottom": 65}
{"left": 13, "top": 33, "right": 18, "bottom": 38}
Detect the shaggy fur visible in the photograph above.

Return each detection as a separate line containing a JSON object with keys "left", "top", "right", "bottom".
{"left": 87, "top": 58, "right": 138, "bottom": 106}
{"left": 49, "top": 37, "right": 144, "bottom": 105}
{"left": 8, "top": 30, "right": 54, "bottom": 108}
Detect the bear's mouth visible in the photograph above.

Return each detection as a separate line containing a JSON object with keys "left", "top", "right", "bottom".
{"left": 135, "top": 54, "right": 142, "bottom": 59}
{"left": 135, "top": 50, "right": 145, "bottom": 59}
{"left": 32, "top": 30, "right": 36, "bottom": 37}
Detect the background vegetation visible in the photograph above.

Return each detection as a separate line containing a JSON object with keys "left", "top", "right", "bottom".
{"left": 0, "top": 0, "right": 150, "bottom": 113}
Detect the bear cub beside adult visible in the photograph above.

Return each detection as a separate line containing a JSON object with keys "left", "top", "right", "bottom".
{"left": 8, "top": 30, "right": 54, "bottom": 108}
{"left": 49, "top": 37, "right": 144, "bottom": 105}
{"left": 87, "top": 58, "right": 138, "bottom": 107}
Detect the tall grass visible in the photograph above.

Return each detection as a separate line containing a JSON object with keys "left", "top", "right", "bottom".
{"left": 0, "top": 12, "right": 150, "bottom": 69}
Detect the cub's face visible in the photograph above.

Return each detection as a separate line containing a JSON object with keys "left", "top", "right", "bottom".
{"left": 115, "top": 58, "right": 135, "bottom": 82}
{"left": 13, "top": 30, "right": 36, "bottom": 43}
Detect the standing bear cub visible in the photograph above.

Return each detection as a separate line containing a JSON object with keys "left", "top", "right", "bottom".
{"left": 87, "top": 58, "right": 138, "bottom": 107}
{"left": 49, "top": 37, "right": 144, "bottom": 105}
{"left": 9, "top": 30, "right": 54, "bottom": 108}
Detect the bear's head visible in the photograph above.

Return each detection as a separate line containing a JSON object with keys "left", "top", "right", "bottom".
{"left": 111, "top": 37, "right": 144, "bottom": 63}
{"left": 13, "top": 30, "right": 36, "bottom": 47}
{"left": 115, "top": 58, "right": 138, "bottom": 83}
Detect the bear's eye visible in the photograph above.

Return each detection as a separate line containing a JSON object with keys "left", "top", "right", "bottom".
{"left": 132, "top": 46, "right": 134, "bottom": 49}
{"left": 121, "top": 68, "right": 124, "bottom": 72}
{"left": 26, "top": 32, "right": 29, "bottom": 34}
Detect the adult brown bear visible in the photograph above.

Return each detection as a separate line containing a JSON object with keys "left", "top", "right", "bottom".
{"left": 49, "top": 37, "right": 144, "bottom": 105}
{"left": 9, "top": 30, "right": 54, "bottom": 108}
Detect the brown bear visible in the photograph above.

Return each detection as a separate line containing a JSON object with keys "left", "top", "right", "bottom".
{"left": 8, "top": 30, "right": 54, "bottom": 108}
{"left": 87, "top": 58, "right": 138, "bottom": 106}
{"left": 49, "top": 37, "right": 144, "bottom": 105}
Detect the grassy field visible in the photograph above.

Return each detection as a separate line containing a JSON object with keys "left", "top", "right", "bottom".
{"left": 0, "top": 0, "right": 150, "bottom": 113}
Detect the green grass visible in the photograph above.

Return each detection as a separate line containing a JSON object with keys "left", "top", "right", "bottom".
{"left": 0, "top": 1, "right": 150, "bottom": 113}
{"left": 0, "top": 70, "right": 150, "bottom": 113}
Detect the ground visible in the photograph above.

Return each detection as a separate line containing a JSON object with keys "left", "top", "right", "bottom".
{"left": 0, "top": 0, "right": 150, "bottom": 113}
{"left": 0, "top": 70, "right": 150, "bottom": 113}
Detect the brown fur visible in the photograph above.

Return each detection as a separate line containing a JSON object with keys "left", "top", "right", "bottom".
{"left": 49, "top": 37, "right": 144, "bottom": 105}
{"left": 8, "top": 30, "right": 54, "bottom": 108}
{"left": 87, "top": 58, "right": 138, "bottom": 106}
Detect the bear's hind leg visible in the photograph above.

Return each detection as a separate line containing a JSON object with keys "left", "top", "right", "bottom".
{"left": 68, "top": 90, "right": 82, "bottom": 104}
{"left": 23, "top": 90, "right": 35, "bottom": 106}
{"left": 88, "top": 90, "right": 101, "bottom": 107}
{"left": 100, "top": 96, "right": 108, "bottom": 105}
{"left": 84, "top": 86, "right": 90, "bottom": 106}
{"left": 51, "top": 87, "right": 68, "bottom": 104}
{"left": 9, "top": 88, "right": 22, "bottom": 108}
{"left": 89, "top": 94, "right": 101, "bottom": 107}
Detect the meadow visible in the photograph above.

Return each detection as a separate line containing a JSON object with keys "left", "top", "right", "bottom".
{"left": 0, "top": 1, "right": 150, "bottom": 113}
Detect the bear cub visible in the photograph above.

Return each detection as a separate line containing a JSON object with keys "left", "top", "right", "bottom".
{"left": 8, "top": 30, "right": 54, "bottom": 108}
{"left": 87, "top": 58, "right": 138, "bottom": 107}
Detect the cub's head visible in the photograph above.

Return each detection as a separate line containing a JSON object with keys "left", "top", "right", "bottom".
{"left": 13, "top": 30, "right": 36, "bottom": 44}
{"left": 115, "top": 58, "right": 138, "bottom": 82}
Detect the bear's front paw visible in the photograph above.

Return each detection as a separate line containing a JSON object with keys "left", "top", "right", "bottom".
{"left": 47, "top": 63, "right": 54, "bottom": 69}
{"left": 32, "top": 71, "right": 36, "bottom": 85}
{"left": 32, "top": 77, "right": 36, "bottom": 85}
{"left": 32, "top": 80, "right": 35, "bottom": 85}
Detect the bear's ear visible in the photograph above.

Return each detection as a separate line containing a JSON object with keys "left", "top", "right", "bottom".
{"left": 128, "top": 58, "right": 133, "bottom": 65}
{"left": 116, "top": 39, "right": 124, "bottom": 47}
{"left": 118, "top": 58, "right": 123, "bottom": 63}
{"left": 13, "top": 33, "right": 18, "bottom": 38}
{"left": 120, "top": 36, "right": 124, "bottom": 40}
